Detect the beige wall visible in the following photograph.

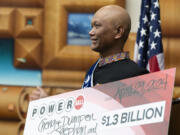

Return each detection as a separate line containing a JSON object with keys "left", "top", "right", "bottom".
{"left": 126, "top": 0, "right": 141, "bottom": 33}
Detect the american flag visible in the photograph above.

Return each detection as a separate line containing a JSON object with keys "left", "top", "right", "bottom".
{"left": 134, "top": 0, "right": 164, "bottom": 72}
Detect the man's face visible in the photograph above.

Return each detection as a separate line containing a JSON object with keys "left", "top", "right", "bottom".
{"left": 89, "top": 12, "right": 116, "bottom": 53}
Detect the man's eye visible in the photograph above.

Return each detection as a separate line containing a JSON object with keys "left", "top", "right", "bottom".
{"left": 91, "top": 22, "right": 101, "bottom": 28}
{"left": 94, "top": 24, "right": 101, "bottom": 28}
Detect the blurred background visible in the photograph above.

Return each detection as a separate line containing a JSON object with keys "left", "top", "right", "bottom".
{"left": 0, "top": 0, "right": 180, "bottom": 134}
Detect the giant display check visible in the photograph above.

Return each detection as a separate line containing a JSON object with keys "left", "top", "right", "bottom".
{"left": 24, "top": 68, "right": 175, "bottom": 135}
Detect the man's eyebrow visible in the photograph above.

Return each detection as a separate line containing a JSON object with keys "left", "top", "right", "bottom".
{"left": 92, "top": 21, "right": 100, "bottom": 25}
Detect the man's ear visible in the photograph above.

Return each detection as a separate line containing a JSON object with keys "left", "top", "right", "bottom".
{"left": 114, "top": 26, "right": 124, "bottom": 39}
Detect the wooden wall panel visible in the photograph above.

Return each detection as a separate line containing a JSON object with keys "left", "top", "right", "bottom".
{"left": 60, "top": 0, "right": 124, "bottom": 12}
{"left": 124, "top": 33, "right": 136, "bottom": 60}
{"left": 14, "top": 39, "right": 42, "bottom": 69}
{"left": 163, "top": 38, "right": 180, "bottom": 85}
{"left": 173, "top": 87, "right": 180, "bottom": 99}
{"left": 0, "top": 8, "right": 15, "bottom": 37}
{"left": 0, "top": 86, "right": 26, "bottom": 120}
{"left": 0, "top": 120, "right": 24, "bottom": 135}
{"left": 50, "top": 87, "right": 74, "bottom": 96}
{"left": 0, "top": 6, "right": 43, "bottom": 70}
{"left": 15, "top": 8, "right": 43, "bottom": 38}
{"left": 42, "top": 70, "right": 86, "bottom": 89}
{"left": 160, "top": 0, "right": 180, "bottom": 37}
{"left": 0, "top": 0, "right": 44, "bottom": 7}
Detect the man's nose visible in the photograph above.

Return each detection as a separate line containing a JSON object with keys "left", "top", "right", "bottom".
{"left": 89, "top": 28, "right": 95, "bottom": 36}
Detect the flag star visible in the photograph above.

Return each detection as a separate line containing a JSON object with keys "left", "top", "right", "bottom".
{"left": 143, "top": 59, "right": 146, "bottom": 62}
{"left": 147, "top": 51, "right": 150, "bottom": 56}
{"left": 154, "top": 29, "right": 161, "bottom": 38}
{"left": 142, "top": 15, "right": 148, "bottom": 24}
{"left": 151, "top": 41, "right": 157, "bottom": 50}
{"left": 150, "top": 26, "right": 153, "bottom": 32}
{"left": 145, "top": 5, "right": 149, "bottom": 8}
{"left": 154, "top": 0, "right": 159, "bottom": 8}
{"left": 158, "top": 20, "right": 161, "bottom": 24}
{"left": 151, "top": 12, "right": 156, "bottom": 20}
{"left": 139, "top": 40, "right": 144, "bottom": 48}
{"left": 140, "top": 28, "right": 146, "bottom": 37}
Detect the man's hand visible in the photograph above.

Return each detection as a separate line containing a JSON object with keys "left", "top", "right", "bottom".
{"left": 29, "top": 86, "right": 48, "bottom": 101}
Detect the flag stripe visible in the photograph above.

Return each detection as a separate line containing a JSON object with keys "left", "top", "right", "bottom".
{"left": 149, "top": 55, "right": 160, "bottom": 72}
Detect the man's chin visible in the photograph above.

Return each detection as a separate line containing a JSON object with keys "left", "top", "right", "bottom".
{"left": 90, "top": 44, "right": 100, "bottom": 52}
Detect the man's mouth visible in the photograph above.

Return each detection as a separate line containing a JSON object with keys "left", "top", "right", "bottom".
{"left": 91, "top": 38, "right": 97, "bottom": 44}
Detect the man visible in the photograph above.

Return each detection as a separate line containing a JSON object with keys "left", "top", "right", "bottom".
{"left": 30, "top": 5, "right": 148, "bottom": 101}
{"left": 82, "top": 5, "right": 148, "bottom": 88}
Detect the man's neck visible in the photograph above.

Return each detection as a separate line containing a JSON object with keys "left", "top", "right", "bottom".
{"left": 100, "top": 49, "right": 123, "bottom": 58}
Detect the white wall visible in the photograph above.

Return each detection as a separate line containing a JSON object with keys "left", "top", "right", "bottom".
{"left": 125, "top": 0, "right": 141, "bottom": 33}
